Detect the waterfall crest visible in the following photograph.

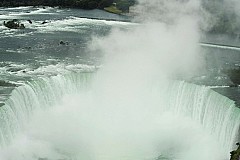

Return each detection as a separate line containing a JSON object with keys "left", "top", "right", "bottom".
{"left": 0, "top": 72, "right": 239, "bottom": 159}
{"left": 0, "top": 72, "right": 93, "bottom": 146}
{"left": 164, "top": 81, "right": 240, "bottom": 150}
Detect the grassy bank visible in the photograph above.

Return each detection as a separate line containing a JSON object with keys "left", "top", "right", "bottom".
{"left": 104, "top": 6, "right": 122, "bottom": 15}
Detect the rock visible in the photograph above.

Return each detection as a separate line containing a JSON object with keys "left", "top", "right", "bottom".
{"left": 229, "top": 84, "right": 238, "bottom": 88}
{"left": 222, "top": 69, "right": 240, "bottom": 85}
{"left": 42, "top": 21, "right": 48, "bottom": 24}
{"left": 0, "top": 80, "right": 16, "bottom": 87}
{"left": 230, "top": 142, "right": 240, "bottom": 160}
{"left": 23, "top": 46, "right": 31, "bottom": 50}
{"left": 19, "top": 24, "right": 25, "bottom": 29}
{"left": 59, "top": 40, "right": 65, "bottom": 45}
{"left": 59, "top": 40, "right": 69, "bottom": 45}
{"left": 27, "top": 19, "right": 32, "bottom": 24}
{"left": 3, "top": 19, "right": 25, "bottom": 29}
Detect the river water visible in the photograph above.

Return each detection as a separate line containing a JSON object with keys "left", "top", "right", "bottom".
{"left": 0, "top": 6, "right": 239, "bottom": 160}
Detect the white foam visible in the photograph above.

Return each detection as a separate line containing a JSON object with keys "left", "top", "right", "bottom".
{"left": 31, "top": 16, "right": 133, "bottom": 33}
{"left": 9, "top": 7, "right": 55, "bottom": 16}
{"left": 2, "top": 6, "right": 31, "bottom": 10}
{"left": 25, "top": 63, "right": 96, "bottom": 77}
{"left": 200, "top": 43, "right": 240, "bottom": 51}
{"left": 70, "top": 16, "right": 134, "bottom": 25}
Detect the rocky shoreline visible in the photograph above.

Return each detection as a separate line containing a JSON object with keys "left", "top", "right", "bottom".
{"left": 230, "top": 143, "right": 240, "bottom": 160}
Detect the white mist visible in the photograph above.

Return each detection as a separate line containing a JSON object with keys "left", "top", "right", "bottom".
{"left": 0, "top": 0, "right": 237, "bottom": 160}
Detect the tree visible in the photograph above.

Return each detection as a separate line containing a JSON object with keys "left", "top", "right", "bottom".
{"left": 88, "top": 1, "right": 98, "bottom": 9}
{"left": 116, "top": 0, "right": 130, "bottom": 12}
{"left": 98, "top": 0, "right": 113, "bottom": 9}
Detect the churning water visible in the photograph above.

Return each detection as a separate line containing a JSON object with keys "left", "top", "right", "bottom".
{"left": 0, "top": 71, "right": 239, "bottom": 160}
{"left": 0, "top": 1, "right": 240, "bottom": 160}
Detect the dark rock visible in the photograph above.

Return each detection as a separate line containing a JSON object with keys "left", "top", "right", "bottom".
{"left": 59, "top": 40, "right": 65, "bottom": 45}
{"left": 3, "top": 19, "right": 25, "bottom": 29}
{"left": 6, "top": 67, "right": 22, "bottom": 72}
{"left": 229, "top": 84, "right": 238, "bottom": 88}
{"left": 222, "top": 69, "right": 240, "bottom": 85}
{"left": 230, "top": 142, "right": 240, "bottom": 160}
{"left": 23, "top": 46, "right": 31, "bottom": 50}
{"left": 19, "top": 24, "right": 25, "bottom": 29}
{"left": 60, "top": 41, "right": 65, "bottom": 45}
{"left": 0, "top": 80, "right": 16, "bottom": 87}
{"left": 59, "top": 40, "right": 70, "bottom": 45}
{"left": 42, "top": 21, "right": 48, "bottom": 24}
{"left": 27, "top": 20, "right": 32, "bottom": 24}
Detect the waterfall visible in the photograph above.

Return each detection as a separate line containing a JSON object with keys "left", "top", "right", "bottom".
{"left": 0, "top": 71, "right": 239, "bottom": 159}
{"left": 165, "top": 81, "right": 240, "bottom": 150}
{"left": 0, "top": 72, "right": 93, "bottom": 147}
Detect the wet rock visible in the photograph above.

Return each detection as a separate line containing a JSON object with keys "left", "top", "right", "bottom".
{"left": 3, "top": 19, "right": 25, "bottom": 29}
{"left": 6, "top": 67, "right": 22, "bottom": 72}
{"left": 229, "top": 84, "right": 239, "bottom": 88}
{"left": 59, "top": 40, "right": 65, "bottom": 45}
{"left": 230, "top": 142, "right": 240, "bottom": 160}
{"left": 0, "top": 80, "right": 16, "bottom": 87}
{"left": 27, "top": 19, "right": 32, "bottom": 24}
{"left": 22, "top": 46, "right": 31, "bottom": 50}
{"left": 42, "top": 21, "right": 48, "bottom": 24}
{"left": 222, "top": 69, "right": 240, "bottom": 85}
{"left": 19, "top": 24, "right": 25, "bottom": 29}
{"left": 59, "top": 40, "right": 69, "bottom": 45}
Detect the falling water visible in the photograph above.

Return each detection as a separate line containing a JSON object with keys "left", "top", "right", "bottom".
{"left": 0, "top": 71, "right": 238, "bottom": 160}
{"left": 0, "top": 1, "right": 240, "bottom": 160}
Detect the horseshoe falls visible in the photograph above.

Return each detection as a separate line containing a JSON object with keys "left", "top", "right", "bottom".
{"left": 0, "top": 1, "right": 240, "bottom": 160}
{"left": 0, "top": 72, "right": 239, "bottom": 160}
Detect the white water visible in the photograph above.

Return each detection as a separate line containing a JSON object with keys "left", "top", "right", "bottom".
{"left": 200, "top": 43, "right": 240, "bottom": 51}
{"left": 0, "top": 1, "right": 240, "bottom": 160}
{"left": 0, "top": 73, "right": 93, "bottom": 147}
{"left": 0, "top": 72, "right": 239, "bottom": 160}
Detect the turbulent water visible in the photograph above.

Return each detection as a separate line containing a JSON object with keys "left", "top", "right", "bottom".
{"left": 0, "top": 5, "right": 239, "bottom": 160}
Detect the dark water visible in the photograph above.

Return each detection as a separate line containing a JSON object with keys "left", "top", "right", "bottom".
{"left": 199, "top": 34, "right": 240, "bottom": 106}
{"left": 0, "top": 6, "right": 240, "bottom": 106}
{"left": 0, "top": 7, "right": 133, "bottom": 103}
{"left": 0, "top": 7, "right": 239, "bottom": 160}
{"left": 0, "top": 7, "right": 239, "bottom": 103}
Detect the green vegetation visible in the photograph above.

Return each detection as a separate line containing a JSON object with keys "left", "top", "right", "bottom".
{"left": 115, "top": 0, "right": 134, "bottom": 12}
{"left": 0, "top": 0, "right": 114, "bottom": 9}
{"left": 0, "top": 0, "right": 136, "bottom": 12}
{"left": 104, "top": 0, "right": 136, "bottom": 14}
{"left": 104, "top": 5, "right": 122, "bottom": 14}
